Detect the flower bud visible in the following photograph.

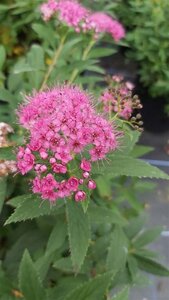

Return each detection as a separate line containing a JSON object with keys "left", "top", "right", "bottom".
{"left": 75, "top": 190, "right": 86, "bottom": 202}
{"left": 83, "top": 171, "right": 90, "bottom": 178}
{"left": 87, "top": 179, "right": 96, "bottom": 190}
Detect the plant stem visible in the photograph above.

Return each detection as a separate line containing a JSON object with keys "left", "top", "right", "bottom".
{"left": 40, "top": 35, "right": 67, "bottom": 91}
{"left": 69, "top": 38, "right": 95, "bottom": 84}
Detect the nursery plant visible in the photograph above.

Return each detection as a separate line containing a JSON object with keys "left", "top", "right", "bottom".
{"left": 0, "top": 1, "right": 169, "bottom": 300}
{"left": 115, "top": 0, "right": 169, "bottom": 100}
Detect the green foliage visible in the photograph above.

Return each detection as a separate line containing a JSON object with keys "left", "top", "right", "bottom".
{"left": 110, "top": 287, "right": 129, "bottom": 300}
{"left": 19, "top": 250, "right": 46, "bottom": 300}
{"left": 93, "top": 153, "right": 169, "bottom": 180}
{"left": 64, "top": 272, "right": 114, "bottom": 300}
{"left": 106, "top": 226, "right": 128, "bottom": 273}
{"left": 66, "top": 200, "right": 91, "bottom": 272}
{"left": 117, "top": 0, "right": 169, "bottom": 98}
{"left": 5, "top": 194, "right": 64, "bottom": 224}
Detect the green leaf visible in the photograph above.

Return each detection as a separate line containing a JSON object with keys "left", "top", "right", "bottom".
{"left": 124, "top": 215, "right": 145, "bottom": 239}
{"left": 135, "top": 255, "right": 169, "bottom": 276}
{"left": 53, "top": 257, "right": 73, "bottom": 273}
{"left": 5, "top": 194, "right": 64, "bottom": 224}
{"left": 130, "top": 145, "right": 154, "bottom": 158}
{"left": 133, "top": 226, "right": 163, "bottom": 248}
{"left": 106, "top": 226, "right": 128, "bottom": 273}
{"left": 0, "top": 177, "right": 7, "bottom": 213}
{"left": 0, "top": 45, "right": 6, "bottom": 70}
{"left": 127, "top": 255, "right": 138, "bottom": 281}
{"left": 47, "top": 277, "right": 86, "bottom": 300}
{"left": 64, "top": 272, "right": 114, "bottom": 300}
{"left": 111, "top": 287, "right": 129, "bottom": 300}
{"left": 46, "top": 218, "right": 67, "bottom": 254}
{"left": 92, "top": 154, "right": 169, "bottom": 180}
{"left": 0, "top": 147, "right": 16, "bottom": 160}
{"left": 0, "top": 89, "right": 15, "bottom": 102}
{"left": 88, "top": 204, "right": 127, "bottom": 226}
{"left": 119, "top": 130, "right": 141, "bottom": 155}
{"left": 35, "top": 252, "right": 56, "bottom": 282}
{"left": 89, "top": 47, "right": 116, "bottom": 58}
{"left": 66, "top": 200, "right": 91, "bottom": 272}
{"left": 19, "top": 250, "right": 46, "bottom": 300}
{"left": 27, "top": 45, "right": 45, "bottom": 69}
{"left": 0, "top": 263, "right": 13, "bottom": 296}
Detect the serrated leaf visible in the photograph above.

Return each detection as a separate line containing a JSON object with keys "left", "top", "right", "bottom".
{"left": 92, "top": 155, "right": 169, "bottom": 180}
{"left": 133, "top": 226, "right": 163, "bottom": 248}
{"left": 19, "top": 250, "right": 46, "bottom": 300}
{"left": 46, "top": 218, "right": 67, "bottom": 254}
{"left": 135, "top": 255, "right": 169, "bottom": 276}
{"left": 88, "top": 204, "right": 127, "bottom": 226}
{"left": 53, "top": 257, "right": 73, "bottom": 273}
{"left": 64, "top": 272, "right": 114, "bottom": 300}
{"left": 47, "top": 276, "right": 86, "bottom": 300}
{"left": 0, "top": 147, "right": 15, "bottom": 161}
{"left": 5, "top": 194, "right": 64, "bottom": 224}
{"left": 106, "top": 226, "right": 128, "bottom": 273}
{"left": 111, "top": 287, "right": 129, "bottom": 300}
{"left": 66, "top": 200, "right": 91, "bottom": 272}
{"left": 0, "top": 177, "right": 7, "bottom": 213}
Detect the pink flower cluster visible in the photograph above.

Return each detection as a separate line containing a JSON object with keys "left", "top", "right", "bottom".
{"left": 101, "top": 75, "right": 135, "bottom": 120}
{"left": 40, "top": 0, "right": 125, "bottom": 41}
{"left": 17, "top": 85, "right": 119, "bottom": 202}
{"left": 87, "top": 12, "right": 125, "bottom": 41}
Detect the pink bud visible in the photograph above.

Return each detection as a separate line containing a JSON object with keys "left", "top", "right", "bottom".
{"left": 87, "top": 179, "right": 96, "bottom": 190}
{"left": 35, "top": 164, "right": 41, "bottom": 171}
{"left": 75, "top": 190, "right": 86, "bottom": 202}
{"left": 25, "top": 147, "right": 31, "bottom": 154}
{"left": 79, "top": 179, "right": 84, "bottom": 184}
{"left": 80, "top": 159, "right": 91, "bottom": 172}
{"left": 50, "top": 157, "right": 56, "bottom": 164}
{"left": 83, "top": 172, "right": 90, "bottom": 178}
{"left": 40, "top": 165, "right": 47, "bottom": 172}
{"left": 40, "top": 151, "right": 48, "bottom": 159}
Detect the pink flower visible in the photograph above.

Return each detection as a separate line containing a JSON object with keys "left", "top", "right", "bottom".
{"left": 87, "top": 12, "right": 125, "bottom": 41}
{"left": 100, "top": 77, "right": 135, "bottom": 120}
{"left": 17, "top": 85, "right": 119, "bottom": 202}
{"left": 17, "top": 149, "right": 35, "bottom": 175}
{"left": 40, "top": 0, "right": 58, "bottom": 21}
{"left": 87, "top": 179, "right": 96, "bottom": 190}
{"left": 80, "top": 159, "right": 91, "bottom": 172}
{"left": 67, "top": 177, "right": 79, "bottom": 191}
{"left": 75, "top": 190, "right": 86, "bottom": 202}
{"left": 52, "top": 163, "right": 67, "bottom": 174}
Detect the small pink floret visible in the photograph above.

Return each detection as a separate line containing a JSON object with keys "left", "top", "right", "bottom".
{"left": 75, "top": 190, "right": 86, "bottom": 202}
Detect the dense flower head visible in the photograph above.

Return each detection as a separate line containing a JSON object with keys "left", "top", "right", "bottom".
{"left": 40, "top": 0, "right": 125, "bottom": 40}
{"left": 41, "top": 0, "right": 89, "bottom": 31}
{"left": 17, "top": 85, "right": 119, "bottom": 202}
{"left": 87, "top": 12, "right": 125, "bottom": 41}
{"left": 101, "top": 75, "right": 135, "bottom": 120}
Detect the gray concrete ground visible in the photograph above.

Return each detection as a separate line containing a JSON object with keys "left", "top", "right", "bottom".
{"left": 131, "top": 131, "right": 169, "bottom": 300}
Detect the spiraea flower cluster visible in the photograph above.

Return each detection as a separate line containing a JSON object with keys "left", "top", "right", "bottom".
{"left": 17, "top": 85, "right": 119, "bottom": 202}
{"left": 40, "top": 0, "right": 125, "bottom": 41}
{"left": 101, "top": 75, "right": 143, "bottom": 131}
{"left": 0, "top": 123, "right": 17, "bottom": 177}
